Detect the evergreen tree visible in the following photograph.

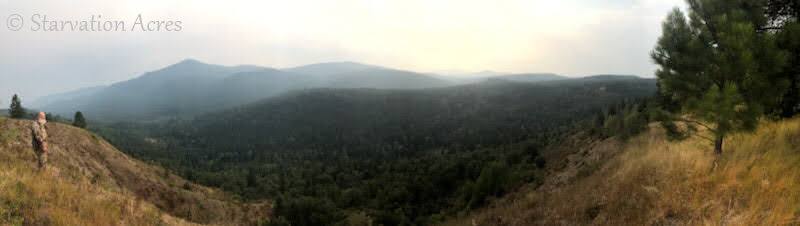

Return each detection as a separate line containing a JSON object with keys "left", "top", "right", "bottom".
{"left": 9, "top": 94, "right": 25, "bottom": 119}
{"left": 73, "top": 111, "right": 87, "bottom": 128}
{"left": 766, "top": 0, "right": 800, "bottom": 117}
{"left": 652, "top": 1, "right": 789, "bottom": 154}
{"left": 45, "top": 113, "right": 61, "bottom": 122}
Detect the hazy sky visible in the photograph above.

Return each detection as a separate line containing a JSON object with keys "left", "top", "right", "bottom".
{"left": 0, "top": 0, "right": 686, "bottom": 102}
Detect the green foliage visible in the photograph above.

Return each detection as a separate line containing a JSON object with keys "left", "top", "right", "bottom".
{"left": 264, "top": 216, "right": 291, "bottom": 226}
{"left": 468, "top": 161, "right": 510, "bottom": 209}
{"left": 92, "top": 79, "right": 656, "bottom": 225}
{"left": 660, "top": 120, "right": 690, "bottom": 142}
{"left": 687, "top": 84, "right": 759, "bottom": 134}
{"left": 73, "top": 111, "right": 87, "bottom": 128}
{"left": 344, "top": 211, "right": 374, "bottom": 226}
{"left": 593, "top": 100, "right": 652, "bottom": 140}
{"left": 44, "top": 112, "right": 69, "bottom": 124}
{"left": 162, "top": 168, "right": 169, "bottom": 179}
{"left": 767, "top": 0, "right": 800, "bottom": 117}
{"left": 274, "top": 196, "right": 343, "bottom": 226}
{"left": 8, "top": 94, "right": 25, "bottom": 119}
{"left": 652, "top": 1, "right": 790, "bottom": 153}
{"left": 0, "top": 182, "right": 29, "bottom": 226}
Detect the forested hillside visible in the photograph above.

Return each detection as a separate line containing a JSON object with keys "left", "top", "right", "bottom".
{"left": 92, "top": 77, "right": 655, "bottom": 225}
{"left": 32, "top": 60, "right": 454, "bottom": 121}
{"left": 7, "top": 0, "right": 800, "bottom": 225}
{"left": 448, "top": 0, "right": 800, "bottom": 224}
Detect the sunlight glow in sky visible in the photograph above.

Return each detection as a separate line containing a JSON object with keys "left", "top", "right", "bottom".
{"left": 0, "top": 0, "right": 686, "bottom": 100}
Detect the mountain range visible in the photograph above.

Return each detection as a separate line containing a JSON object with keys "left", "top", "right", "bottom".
{"left": 30, "top": 59, "right": 632, "bottom": 121}
{"left": 8, "top": 58, "right": 662, "bottom": 225}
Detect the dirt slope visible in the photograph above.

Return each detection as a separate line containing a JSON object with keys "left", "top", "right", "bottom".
{"left": 445, "top": 119, "right": 800, "bottom": 225}
{"left": 0, "top": 117, "right": 270, "bottom": 225}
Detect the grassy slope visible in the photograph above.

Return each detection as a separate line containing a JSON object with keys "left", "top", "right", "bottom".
{"left": 445, "top": 118, "right": 800, "bottom": 225}
{"left": 0, "top": 117, "right": 270, "bottom": 225}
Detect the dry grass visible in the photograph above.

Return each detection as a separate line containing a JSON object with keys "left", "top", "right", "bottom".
{"left": 0, "top": 124, "right": 163, "bottom": 225}
{"left": 444, "top": 118, "right": 800, "bottom": 225}
{"left": 0, "top": 154, "right": 164, "bottom": 225}
{"left": 0, "top": 117, "right": 271, "bottom": 225}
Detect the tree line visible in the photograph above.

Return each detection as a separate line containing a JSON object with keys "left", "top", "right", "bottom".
{"left": 653, "top": 0, "right": 800, "bottom": 154}
{"left": 6, "top": 94, "right": 87, "bottom": 128}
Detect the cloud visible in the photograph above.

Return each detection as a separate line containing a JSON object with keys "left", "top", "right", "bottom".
{"left": 0, "top": 0, "right": 686, "bottom": 101}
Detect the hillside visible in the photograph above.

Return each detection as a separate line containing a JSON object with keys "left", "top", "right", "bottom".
{"left": 191, "top": 77, "right": 654, "bottom": 153}
{"left": 490, "top": 73, "right": 567, "bottom": 83}
{"left": 31, "top": 86, "right": 107, "bottom": 109}
{"left": 322, "top": 68, "right": 453, "bottom": 89}
{"left": 33, "top": 61, "right": 454, "bottom": 121}
{"left": 32, "top": 59, "right": 270, "bottom": 121}
{"left": 91, "top": 77, "right": 655, "bottom": 225}
{"left": 445, "top": 118, "right": 800, "bottom": 225}
{"left": 283, "top": 61, "right": 385, "bottom": 76}
{"left": 30, "top": 58, "right": 638, "bottom": 122}
{"left": 208, "top": 69, "right": 317, "bottom": 110}
{"left": 98, "top": 77, "right": 656, "bottom": 168}
{"left": 430, "top": 72, "right": 569, "bottom": 85}
{"left": 0, "top": 117, "right": 270, "bottom": 225}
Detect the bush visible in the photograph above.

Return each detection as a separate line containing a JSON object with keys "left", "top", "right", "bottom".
{"left": 344, "top": 211, "right": 373, "bottom": 226}
{"left": 274, "top": 196, "right": 342, "bottom": 226}
{"left": 599, "top": 102, "right": 650, "bottom": 139}
{"left": 264, "top": 216, "right": 291, "bottom": 226}
{"left": 469, "top": 161, "right": 510, "bottom": 209}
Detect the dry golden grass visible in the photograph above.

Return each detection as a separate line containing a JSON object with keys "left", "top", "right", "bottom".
{"left": 0, "top": 129, "right": 163, "bottom": 225}
{"left": 0, "top": 117, "right": 270, "bottom": 225}
{"left": 444, "top": 118, "right": 800, "bottom": 225}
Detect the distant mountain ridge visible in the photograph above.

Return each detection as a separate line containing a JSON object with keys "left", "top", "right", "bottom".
{"left": 34, "top": 59, "right": 271, "bottom": 121}
{"left": 32, "top": 85, "right": 107, "bottom": 108}
{"left": 31, "top": 59, "right": 640, "bottom": 121}
{"left": 284, "top": 61, "right": 385, "bottom": 76}
{"left": 33, "top": 60, "right": 462, "bottom": 120}
{"left": 491, "top": 73, "right": 568, "bottom": 82}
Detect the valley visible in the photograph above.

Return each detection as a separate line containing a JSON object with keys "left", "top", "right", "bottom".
{"left": 5, "top": 59, "right": 659, "bottom": 225}
{"left": 89, "top": 73, "right": 655, "bottom": 224}
{"left": 4, "top": 1, "right": 800, "bottom": 224}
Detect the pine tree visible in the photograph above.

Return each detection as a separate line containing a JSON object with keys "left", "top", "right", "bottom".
{"left": 652, "top": 1, "right": 789, "bottom": 154}
{"left": 73, "top": 111, "right": 87, "bottom": 128}
{"left": 9, "top": 94, "right": 25, "bottom": 119}
{"left": 767, "top": 0, "right": 800, "bottom": 117}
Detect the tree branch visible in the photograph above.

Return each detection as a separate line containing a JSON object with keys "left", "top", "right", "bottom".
{"left": 674, "top": 118, "right": 717, "bottom": 133}
{"left": 756, "top": 26, "right": 784, "bottom": 32}
{"left": 692, "top": 133, "right": 716, "bottom": 143}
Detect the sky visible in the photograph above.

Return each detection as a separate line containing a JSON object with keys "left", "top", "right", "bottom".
{"left": 0, "top": 0, "right": 686, "bottom": 102}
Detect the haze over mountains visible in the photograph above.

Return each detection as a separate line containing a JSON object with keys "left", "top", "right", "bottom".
{"left": 31, "top": 59, "right": 641, "bottom": 121}
{"left": 133, "top": 77, "right": 658, "bottom": 157}
{"left": 93, "top": 74, "right": 656, "bottom": 224}
{"left": 5, "top": 58, "right": 656, "bottom": 225}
